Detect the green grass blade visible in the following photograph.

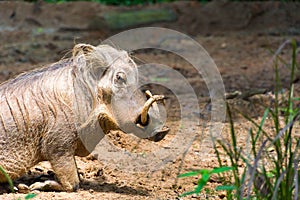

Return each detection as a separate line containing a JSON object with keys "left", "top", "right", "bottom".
{"left": 178, "top": 169, "right": 210, "bottom": 178}
{"left": 271, "top": 170, "right": 287, "bottom": 200}
{"left": 178, "top": 171, "right": 201, "bottom": 178}
{"left": 238, "top": 165, "right": 249, "bottom": 199}
{"left": 211, "top": 166, "right": 233, "bottom": 174}
{"left": 0, "top": 165, "right": 14, "bottom": 193}
{"left": 216, "top": 185, "right": 236, "bottom": 191}
{"left": 195, "top": 173, "right": 210, "bottom": 194}
{"left": 213, "top": 139, "right": 223, "bottom": 167}
{"left": 293, "top": 141, "right": 300, "bottom": 200}
{"left": 25, "top": 193, "right": 37, "bottom": 200}
{"left": 256, "top": 108, "right": 269, "bottom": 141}
{"left": 246, "top": 139, "right": 268, "bottom": 199}
{"left": 236, "top": 108, "right": 271, "bottom": 141}
{"left": 286, "top": 39, "right": 297, "bottom": 119}
{"left": 226, "top": 104, "right": 237, "bottom": 153}
{"left": 180, "top": 190, "right": 197, "bottom": 197}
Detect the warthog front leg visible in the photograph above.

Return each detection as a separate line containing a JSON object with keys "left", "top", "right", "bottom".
{"left": 29, "top": 156, "right": 79, "bottom": 192}
{"left": 49, "top": 156, "right": 80, "bottom": 191}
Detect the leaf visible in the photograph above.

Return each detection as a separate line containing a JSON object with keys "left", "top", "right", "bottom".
{"left": 201, "top": 173, "right": 210, "bottom": 182}
{"left": 194, "top": 183, "right": 205, "bottom": 194}
{"left": 195, "top": 174, "right": 210, "bottom": 194}
{"left": 198, "top": 169, "right": 210, "bottom": 174}
{"left": 178, "top": 169, "right": 210, "bottom": 178}
{"left": 292, "top": 97, "right": 300, "bottom": 101}
{"left": 178, "top": 171, "right": 201, "bottom": 178}
{"left": 215, "top": 185, "right": 236, "bottom": 191}
{"left": 25, "top": 193, "right": 37, "bottom": 199}
{"left": 211, "top": 166, "right": 233, "bottom": 174}
{"left": 179, "top": 190, "right": 197, "bottom": 197}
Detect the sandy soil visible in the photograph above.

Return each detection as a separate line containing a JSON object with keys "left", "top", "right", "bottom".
{"left": 0, "top": 1, "right": 300, "bottom": 199}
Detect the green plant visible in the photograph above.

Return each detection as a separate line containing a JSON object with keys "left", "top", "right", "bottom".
{"left": 17, "top": 193, "right": 37, "bottom": 200}
{"left": 0, "top": 165, "right": 14, "bottom": 193}
{"left": 25, "top": 0, "right": 176, "bottom": 6}
{"left": 178, "top": 166, "right": 234, "bottom": 197}
{"left": 214, "top": 39, "right": 299, "bottom": 199}
{"left": 0, "top": 165, "right": 37, "bottom": 200}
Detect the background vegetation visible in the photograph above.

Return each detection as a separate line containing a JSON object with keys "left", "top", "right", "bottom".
{"left": 24, "top": 0, "right": 176, "bottom": 6}
{"left": 23, "top": 0, "right": 299, "bottom": 6}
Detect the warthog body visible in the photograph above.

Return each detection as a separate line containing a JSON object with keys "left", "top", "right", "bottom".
{"left": 0, "top": 44, "right": 169, "bottom": 191}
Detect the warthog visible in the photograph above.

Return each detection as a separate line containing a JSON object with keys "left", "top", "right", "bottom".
{"left": 0, "top": 44, "right": 169, "bottom": 192}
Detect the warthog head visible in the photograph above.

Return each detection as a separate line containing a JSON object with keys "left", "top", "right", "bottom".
{"left": 73, "top": 44, "right": 169, "bottom": 143}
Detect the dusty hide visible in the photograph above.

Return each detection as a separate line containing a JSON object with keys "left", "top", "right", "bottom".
{"left": 0, "top": 43, "right": 146, "bottom": 190}
{"left": 0, "top": 44, "right": 131, "bottom": 145}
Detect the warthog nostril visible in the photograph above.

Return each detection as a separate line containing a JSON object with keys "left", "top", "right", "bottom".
{"left": 135, "top": 113, "right": 150, "bottom": 127}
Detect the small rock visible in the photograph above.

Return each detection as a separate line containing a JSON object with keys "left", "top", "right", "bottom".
{"left": 218, "top": 191, "right": 226, "bottom": 199}
{"left": 86, "top": 154, "right": 97, "bottom": 161}
{"left": 221, "top": 43, "right": 227, "bottom": 48}
{"left": 17, "top": 183, "right": 29, "bottom": 193}
{"left": 209, "top": 174, "right": 222, "bottom": 183}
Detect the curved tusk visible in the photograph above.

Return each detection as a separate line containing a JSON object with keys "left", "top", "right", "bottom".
{"left": 140, "top": 94, "right": 165, "bottom": 125}
{"left": 145, "top": 90, "right": 160, "bottom": 114}
{"left": 145, "top": 90, "right": 153, "bottom": 98}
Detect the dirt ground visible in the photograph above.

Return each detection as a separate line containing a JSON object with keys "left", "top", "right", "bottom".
{"left": 0, "top": 1, "right": 300, "bottom": 199}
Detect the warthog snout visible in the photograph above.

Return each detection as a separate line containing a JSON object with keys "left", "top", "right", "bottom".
{"left": 148, "top": 126, "right": 170, "bottom": 142}
{"left": 134, "top": 90, "right": 169, "bottom": 142}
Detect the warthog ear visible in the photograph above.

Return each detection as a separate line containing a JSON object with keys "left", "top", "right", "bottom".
{"left": 72, "top": 44, "right": 95, "bottom": 70}
{"left": 72, "top": 43, "right": 95, "bottom": 57}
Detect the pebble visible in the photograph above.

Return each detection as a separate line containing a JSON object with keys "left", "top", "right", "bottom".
{"left": 17, "top": 183, "right": 29, "bottom": 193}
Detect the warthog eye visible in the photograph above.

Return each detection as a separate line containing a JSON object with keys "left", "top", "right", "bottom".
{"left": 114, "top": 72, "right": 127, "bottom": 87}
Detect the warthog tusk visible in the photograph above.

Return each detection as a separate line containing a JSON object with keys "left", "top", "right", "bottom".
{"left": 145, "top": 90, "right": 160, "bottom": 114}
{"left": 140, "top": 91, "right": 165, "bottom": 125}
{"left": 145, "top": 90, "right": 153, "bottom": 98}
